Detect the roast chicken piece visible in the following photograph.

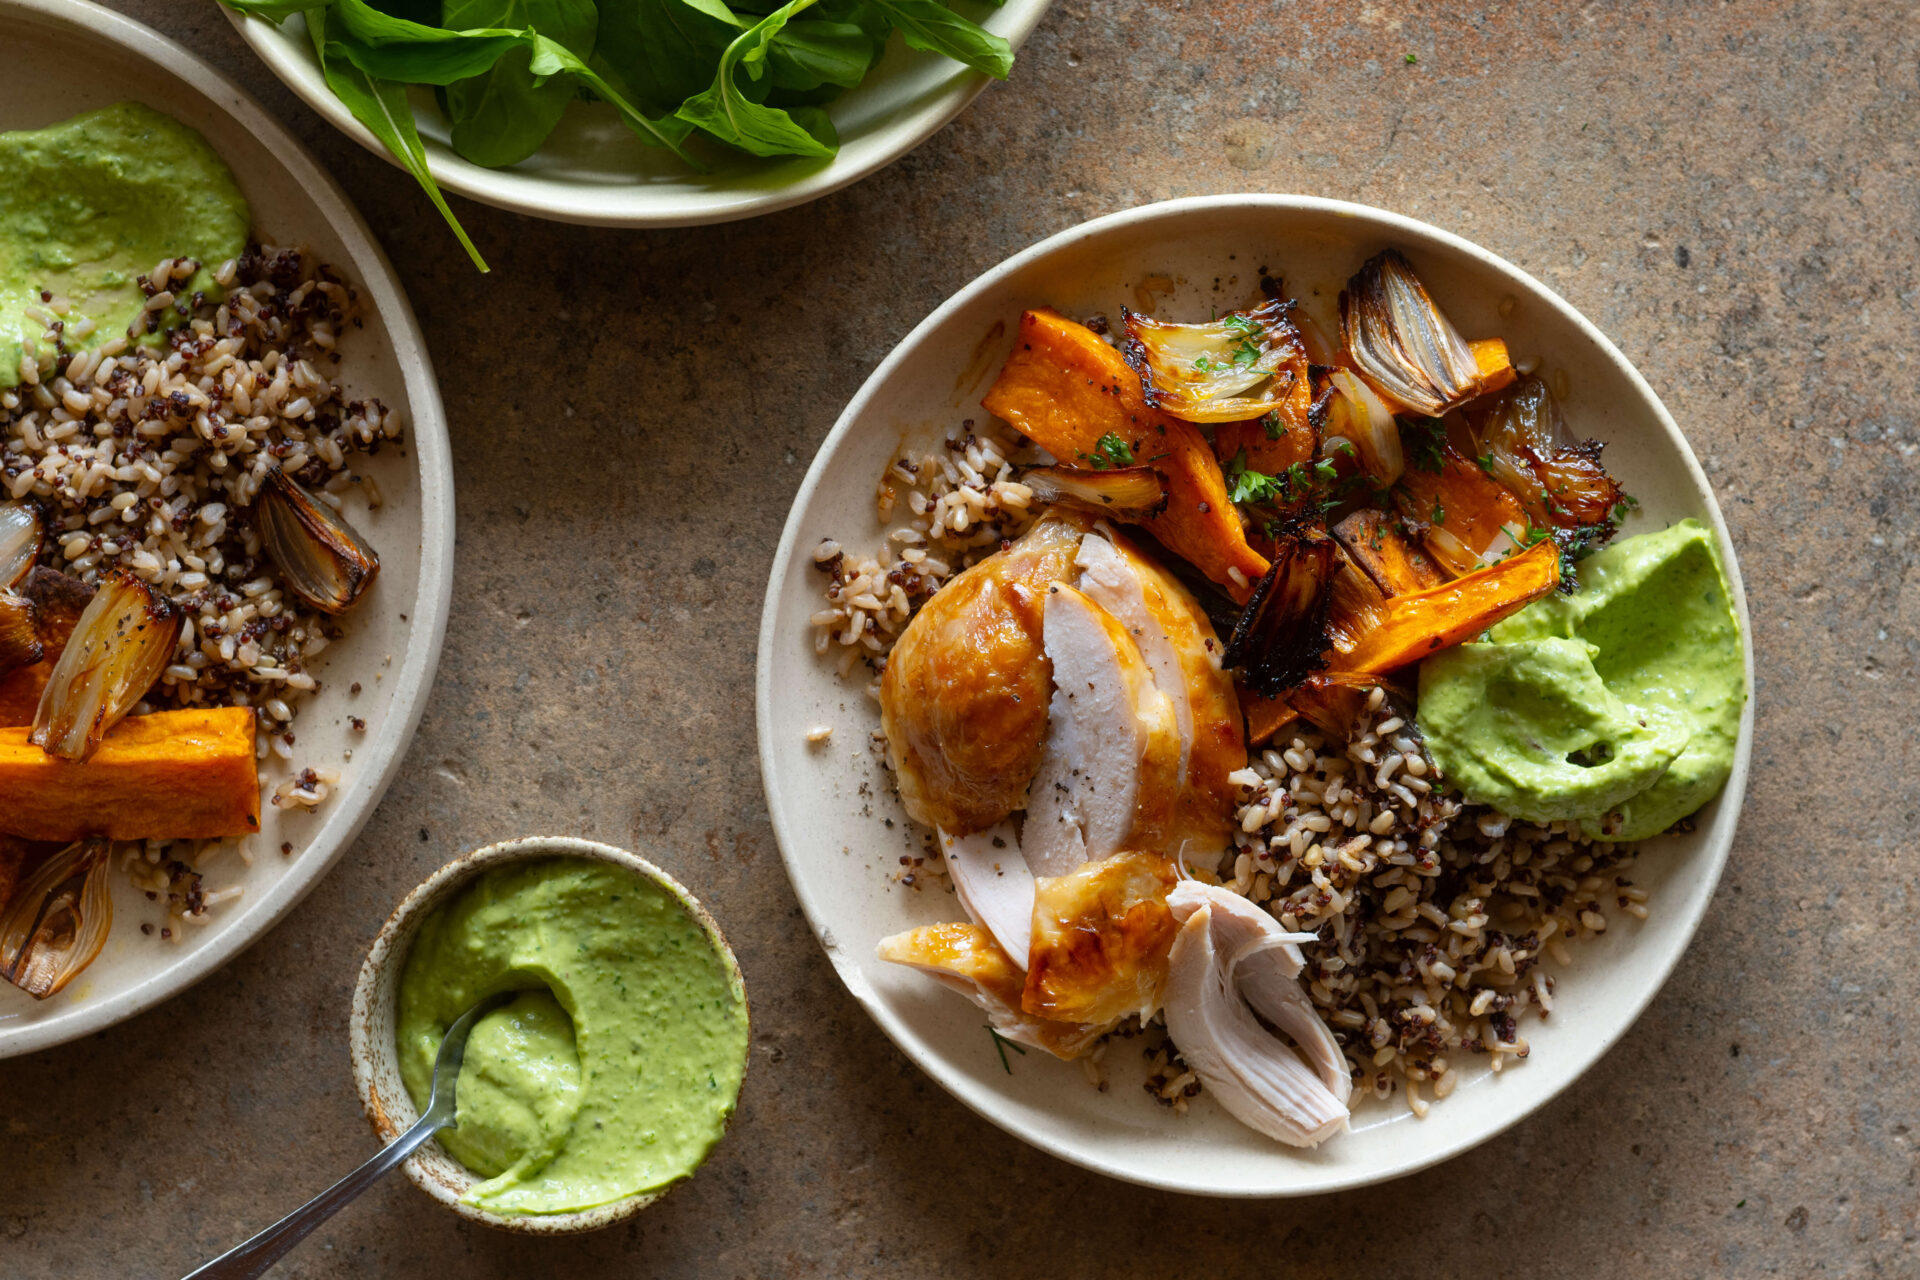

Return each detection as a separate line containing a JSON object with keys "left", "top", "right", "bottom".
{"left": 938, "top": 822, "right": 1034, "bottom": 968}
{"left": 1168, "top": 881, "right": 1350, "bottom": 1103}
{"left": 1163, "top": 883, "right": 1349, "bottom": 1146}
{"left": 1023, "top": 851, "right": 1178, "bottom": 1026}
{"left": 880, "top": 516, "right": 1084, "bottom": 835}
{"left": 1073, "top": 529, "right": 1245, "bottom": 860}
{"left": 876, "top": 921, "right": 1106, "bottom": 1060}
{"left": 1021, "top": 582, "right": 1180, "bottom": 877}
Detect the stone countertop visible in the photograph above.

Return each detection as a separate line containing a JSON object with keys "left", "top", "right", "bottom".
{"left": 6, "top": 2, "right": 1915, "bottom": 1276}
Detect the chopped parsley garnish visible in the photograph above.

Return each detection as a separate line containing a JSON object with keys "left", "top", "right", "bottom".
{"left": 1225, "top": 449, "right": 1284, "bottom": 504}
{"left": 1227, "top": 448, "right": 1351, "bottom": 515}
{"left": 1262, "top": 411, "right": 1285, "bottom": 441}
{"left": 1611, "top": 492, "right": 1641, "bottom": 523}
{"left": 1405, "top": 52, "right": 1419, "bottom": 64}
{"left": 1431, "top": 497, "right": 1446, "bottom": 524}
{"left": 1475, "top": 451, "right": 1496, "bottom": 474}
{"left": 1081, "top": 432, "right": 1136, "bottom": 469}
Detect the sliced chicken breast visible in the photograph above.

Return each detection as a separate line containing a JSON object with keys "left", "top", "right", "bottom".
{"left": 1163, "top": 902, "right": 1349, "bottom": 1147}
{"left": 1022, "top": 583, "right": 1179, "bottom": 878}
{"left": 877, "top": 921, "right": 1106, "bottom": 1060}
{"left": 939, "top": 822, "right": 1035, "bottom": 967}
{"left": 881, "top": 516, "right": 1085, "bottom": 836}
{"left": 1074, "top": 529, "right": 1247, "bottom": 859}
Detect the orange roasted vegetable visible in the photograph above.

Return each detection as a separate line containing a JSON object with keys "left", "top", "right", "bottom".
{"left": 1471, "top": 339, "right": 1517, "bottom": 398}
{"left": 1337, "top": 539, "right": 1560, "bottom": 674}
{"left": 1244, "top": 540, "right": 1558, "bottom": 744}
{"left": 983, "top": 308, "right": 1270, "bottom": 599}
{"left": 0, "top": 707, "right": 260, "bottom": 842}
{"left": 1212, "top": 360, "right": 1316, "bottom": 479}
{"left": 1242, "top": 692, "right": 1299, "bottom": 746}
{"left": 1393, "top": 445, "right": 1533, "bottom": 577}
{"left": 1331, "top": 508, "right": 1445, "bottom": 597}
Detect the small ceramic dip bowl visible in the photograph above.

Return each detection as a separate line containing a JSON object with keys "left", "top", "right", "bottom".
{"left": 348, "top": 836, "right": 748, "bottom": 1234}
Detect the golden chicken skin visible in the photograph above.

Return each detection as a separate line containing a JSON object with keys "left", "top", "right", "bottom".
{"left": 880, "top": 516, "right": 1084, "bottom": 835}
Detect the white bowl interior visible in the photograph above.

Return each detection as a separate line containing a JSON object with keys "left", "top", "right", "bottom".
{"left": 0, "top": 0, "right": 453, "bottom": 1058}
{"left": 756, "top": 196, "right": 1755, "bottom": 1195}
{"left": 224, "top": 1, "right": 1053, "bottom": 228}
{"left": 349, "top": 837, "right": 748, "bottom": 1234}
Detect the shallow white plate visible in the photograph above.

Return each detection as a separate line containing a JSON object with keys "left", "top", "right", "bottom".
{"left": 0, "top": 0, "right": 454, "bottom": 1059}
{"left": 224, "top": 1, "right": 1052, "bottom": 229}
{"left": 756, "top": 195, "right": 1755, "bottom": 1195}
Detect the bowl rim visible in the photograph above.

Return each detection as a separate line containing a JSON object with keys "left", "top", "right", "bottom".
{"left": 347, "top": 835, "right": 750, "bottom": 1234}
{"left": 220, "top": 1, "right": 1056, "bottom": 230}
{"left": 754, "top": 192, "right": 1755, "bottom": 1196}
{"left": 0, "top": 0, "right": 456, "bottom": 1062}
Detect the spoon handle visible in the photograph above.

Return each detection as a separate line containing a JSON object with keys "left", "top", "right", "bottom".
{"left": 179, "top": 1112, "right": 446, "bottom": 1280}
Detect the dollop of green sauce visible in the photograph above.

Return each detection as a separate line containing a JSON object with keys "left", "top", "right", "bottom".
{"left": 0, "top": 102, "right": 250, "bottom": 386}
{"left": 396, "top": 858, "right": 749, "bottom": 1216}
{"left": 1419, "top": 520, "right": 1745, "bottom": 841}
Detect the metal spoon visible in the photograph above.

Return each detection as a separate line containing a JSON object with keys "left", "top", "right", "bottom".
{"left": 181, "top": 991, "right": 514, "bottom": 1279}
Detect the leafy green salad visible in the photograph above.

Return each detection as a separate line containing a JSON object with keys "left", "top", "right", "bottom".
{"left": 225, "top": 0, "right": 1014, "bottom": 267}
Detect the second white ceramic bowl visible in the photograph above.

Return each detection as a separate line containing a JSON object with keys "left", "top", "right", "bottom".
{"left": 755, "top": 194, "right": 1755, "bottom": 1196}
{"left": 224, "top": 2, "right": 1053, "bottom": 229}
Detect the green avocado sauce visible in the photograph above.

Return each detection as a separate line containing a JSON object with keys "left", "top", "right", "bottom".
{"left": 396, "top": 858, "right": 749, "bottom": 1216}
{"left": 1419, "top": 520, "right": 1745, "bottom": 841}
{"left": 0, "top": 102, "right": 250, "bottom": 387}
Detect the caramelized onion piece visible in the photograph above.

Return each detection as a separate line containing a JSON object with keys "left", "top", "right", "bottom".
{"left": 1122, "top": 299, "right": 1307, "bottom": 423}
{"left": 31, "top": 572, "right": 180, "bottom": 762}
{"left": 0, "top": 838, "right": 112, "bottom": 999}
{"left": 1323, "top": 370, "right": 1403, "bottom": 484}
{"left": 0, "top": 501, "right": 42, "bottom": 589}
{"left": 1471, "top": 377, "right": 1625, "bottom": 529}
{"left": 1020, "top": 465, "right": 1169, "bottom": 519}
{"left": 0, "top": 589, "right": 43, "bottom": 677}
{"left": 1340, "top": 250, "right": 1483, "bottom": 417}
{"left": 1221, "top": 532, "right": 1337, "bottom": 696}
{"left": 256, "top": 466, "right": 380, "bottom": 614}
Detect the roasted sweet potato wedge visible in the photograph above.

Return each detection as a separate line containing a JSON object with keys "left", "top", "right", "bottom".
{"left": 0, "top": 707, "right": 260, "bottom": 842}
{"left": 1212, "top": 364, "right": 1316, "bottom": 479}
{"left": 983, "top": 308, "right": 1270, "bottom": 599}
{"left": 1337, "top": 539, "right": 1560, "bottom": 674}
{"left": 1392, "top": 446, "right": 1533, "bottom": 577}
{"left": 1331, "top": 509, "right": 1446, "bottom": 598}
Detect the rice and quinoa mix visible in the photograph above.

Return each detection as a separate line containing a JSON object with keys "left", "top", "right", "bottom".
{"left": 814, "top": 418, "right": 1651, "bottom": 1114}
{"left": 2, "top": 246, "right": 399, "bottom": 935}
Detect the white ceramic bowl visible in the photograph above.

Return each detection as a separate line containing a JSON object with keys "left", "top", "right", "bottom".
{"left": 755, "top": 195, "right": 1755, "bottom": 1195}
{"left": 0, "top": 0, "right": 454, "bottom": 1059}
{"left": 223, "top": 2, "right": 1053, "bottom": 229}
{"left": 348, "top": 836, "right": 749, "bottom": 1234}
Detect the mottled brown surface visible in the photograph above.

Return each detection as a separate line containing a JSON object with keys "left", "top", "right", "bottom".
{"left": 7, "top": 1, "right": 1916, "bottom": 1275}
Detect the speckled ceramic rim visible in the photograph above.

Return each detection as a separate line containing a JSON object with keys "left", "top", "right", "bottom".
{"left": 347, "top": 836, "right": 750, "bottom": 1235}
{"left": 221, "top": 1, "right": 1054, "bottom": 229}
{"left": 756, "top": 193, "right": 1755, "bottom": 1195}
{"left": 0, "top": 0, "right": 455, "bottom": 1061}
